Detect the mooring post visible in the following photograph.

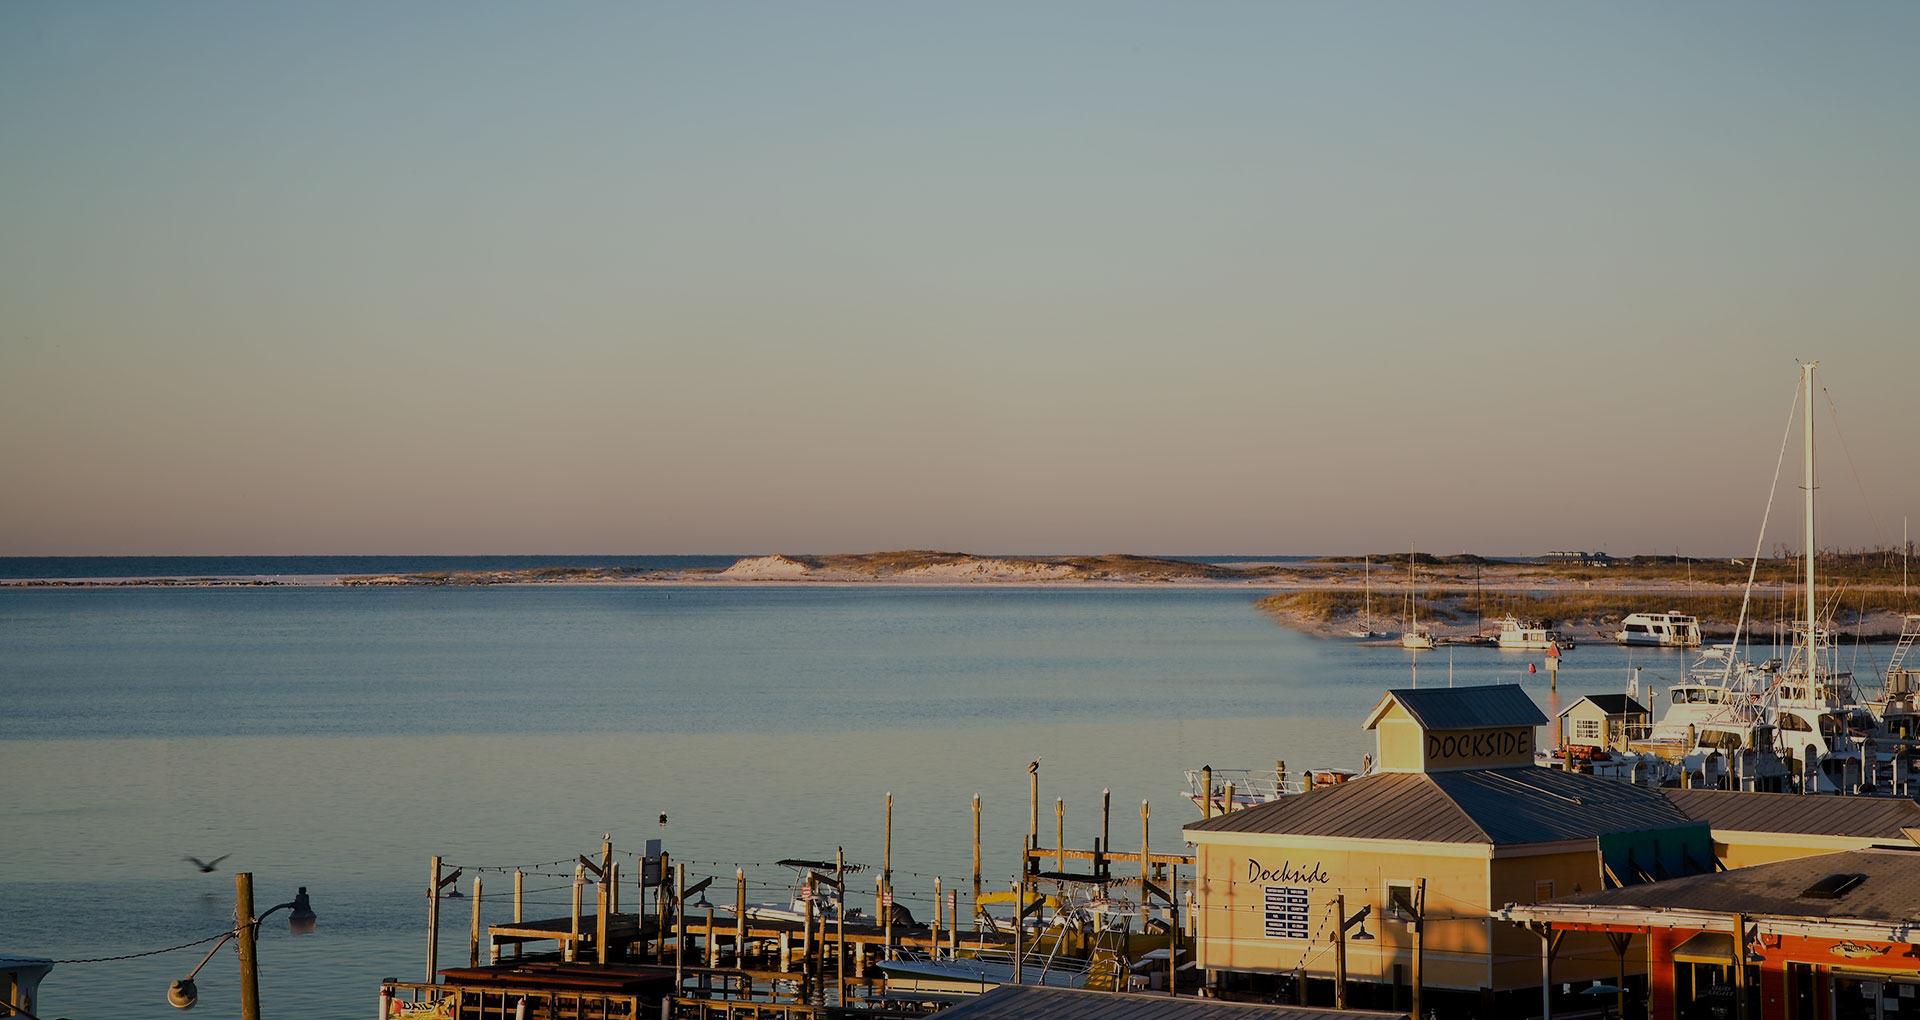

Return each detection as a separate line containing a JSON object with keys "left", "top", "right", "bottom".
{"left": 513, "top": 870, "right": 524, "bottom": 960}
{"left": 427, "top": 857, "right": 441, "bottom": 983}
{"left": 972, "top": 794, "right": 983, "bottom": 923}
{"left": 655, "top": 851, "right": 671, "bottom": 964}
{"left": 570, "top": 864, "right": 584, "bottom": 964}
{"left": 1100, "top": 789, "right": 1111, "bottom": 881}
{"left": 836, "top": 846, "right": 847, "bottom": 1005}
{"left": 1200, "top": 766, "right": 1213, "bottom": 819}
{"left": 1055, "top": 797, "right": 1065, "bottom": 872}
{"left": 469, "top": 874, "right": 483, "bottom": 968}
{"left": 735, "top": 869, "right": 747, "bottom": 971}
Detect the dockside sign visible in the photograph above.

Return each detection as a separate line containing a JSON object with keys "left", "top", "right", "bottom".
{"left": 1247, "top": 858, "right": 1329, "bottom": 940}
{"left": 1425, "top": 726, "right": 1532, "bottom": 767}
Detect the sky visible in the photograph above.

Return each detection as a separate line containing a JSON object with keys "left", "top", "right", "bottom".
{"left": 3, "top": 2, "right": 1917, "bottom": 558}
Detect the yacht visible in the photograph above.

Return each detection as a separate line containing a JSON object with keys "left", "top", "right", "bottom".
{"left": 1615, "top": 611, "right": 1702, "bottom": 647}
{"left": 1496, "top": 615, "right": 1567, "bottom": 650}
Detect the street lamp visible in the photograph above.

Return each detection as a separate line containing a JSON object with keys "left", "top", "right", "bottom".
{"left": 168, "top": 874, "right": 316, "bottom": 1017}
{"left": 1332, "top": 895, "right": 1374, "bottom": 1010}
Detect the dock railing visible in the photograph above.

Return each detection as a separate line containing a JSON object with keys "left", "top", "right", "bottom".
{"left": 384, "top": 980, "right": 641, "bottom": 1019}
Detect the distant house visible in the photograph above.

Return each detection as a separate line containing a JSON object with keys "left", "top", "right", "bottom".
{"left": 1544, "top": 551, "right": 1613, "bottom": 567}
{"left": 1559, "top": 694, "right": 1652, "bottom": 751}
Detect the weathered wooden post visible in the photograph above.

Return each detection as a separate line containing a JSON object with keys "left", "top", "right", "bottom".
{"left": 426, "top": 858, "right": 442, "bottom": 983}
{"left": 1100, "top": 789, "right": 1111, "bottom": 882}
{"left": 513, "top": 870, "right": 524, "bottom": 960}
{"left": 469, "top": 875, "right": 483, "bottom": 967}
{"left": 735, "top": 869, "right": 747, "bottom": 971}
{"left": 1055, "top": 797, "right": 1065, "bottom": 872}
{"left": 1200, "top": 766, "right": 1213, "bottom": 819}
{"left": 884, "top": 792, "right": 894, "bottom": 955}
{"left": 972, "top": 795, "right": 983, "bottom": 923}
{"left": 569, "top": 864, "right": 584, "bottom": 963}
{"left": 235, "top": 872, "right": 260, "bottom": 1020}
{"left": 836, "top": 847, "right": 847, "bottom": 1006}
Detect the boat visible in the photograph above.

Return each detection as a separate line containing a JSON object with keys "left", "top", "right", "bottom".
{"left": 1346, "top": 555, "right": 1381, "bottom": 638}
{"left": 1496, "top": 615, "right": 1568, "bottom": 651}
{"left": 1615, "top": 611, "right": 1702, "bottom": 648}
{"left": 1400, "top": 544, "right": 1434, "bottom": 650}
{"left": 1599, "top": 364, "right": 1901, "bottom": 795}
{"left": 1182, "top": 758, "right": 1370, "bottom": 812}
{"left": 1, "top": 956, "right": 54, "bottom": 1020}
{"left": 719, "top": 858, "right": 868, "bottom": 925}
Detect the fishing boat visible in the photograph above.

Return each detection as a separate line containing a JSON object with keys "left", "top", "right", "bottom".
{"left": 719, "top": 858, "right": 868, "bottom": 925}
{"left": 1597, "top": 364, "right": 1904, "bottom": 795}
{"left": 1400, "top": 544, "right": 1434, "bottom": 650}
{"left": 1495, "top": 615, "right": 1568, "bottom": 651}
{"left": 1346, "top": 555, "right": 1381, "bottom": 638}
{"left": 1615, "top": 611, "right": 1703, "bottom": 648}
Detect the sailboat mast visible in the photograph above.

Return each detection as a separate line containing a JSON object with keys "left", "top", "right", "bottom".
{"left": 1802, "top": 361, "right": 1818, "bottom": 675}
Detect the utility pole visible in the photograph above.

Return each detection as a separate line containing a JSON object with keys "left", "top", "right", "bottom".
{"left": 235, "top": 872, "right": 260, "bottom": 1020}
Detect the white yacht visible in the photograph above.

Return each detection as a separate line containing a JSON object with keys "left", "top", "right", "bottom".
{"left": 1615, "top": 611, "right": 1702, "bottom": 647}
{"left": 1496, "top": 615, "right": 1566, "bottom": 650}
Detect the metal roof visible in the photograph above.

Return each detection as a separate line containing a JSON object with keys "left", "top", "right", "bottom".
{"left": 1186, "top": 767, "right": 1692, "bottom": 846}
{"left": 931, "top": 985, "right": 1403, "bottom": 1020}
{"left": 1533, "top": 845, "right": 1920, "bottom": 925}
{"left": 1364, "top": 684, "right": 1547, "bottom": 732}
{"left": 1659, "top": 788, "right": 1920, "bottom": 837}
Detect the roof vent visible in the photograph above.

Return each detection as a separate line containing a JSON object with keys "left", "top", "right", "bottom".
{"left": 1800, "top": 873, "right": 1866, "bottom": 900}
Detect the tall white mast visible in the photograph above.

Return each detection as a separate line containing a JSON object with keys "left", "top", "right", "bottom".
{"left": 1801, "top": 361, "right": 1818, "bottom": 675}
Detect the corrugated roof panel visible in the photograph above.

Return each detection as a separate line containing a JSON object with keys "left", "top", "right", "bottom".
{"left": 1379, "top": 685, "right": 1547, "bottom": 731}
{"left": 934, "top": 985, "right": 1404, "bottom": 1019}
{"left": 1660, "top": 788, "right": 1920, "bottom": 836}
{"left": 1546, "top": 845, "right": 1920, "bottom": 924}
{"left": 1434, "top": 768, "right": 1693, "bottom": 844}
{"left": 1187, "top": 768, "right": 1694, "bottom": 846}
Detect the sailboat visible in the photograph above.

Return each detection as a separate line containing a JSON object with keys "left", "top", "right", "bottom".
{"left": 1400, "top": 543, "right": 1435, "bottom": 650}
{"left": 1347, "top": 555, "right": 1381, "bottom": 638}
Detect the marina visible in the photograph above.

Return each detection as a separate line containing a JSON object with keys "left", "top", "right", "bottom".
{"left": 3, "top": 578, "right": 1823, "bottom": 1018}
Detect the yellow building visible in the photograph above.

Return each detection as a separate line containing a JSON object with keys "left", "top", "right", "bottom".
{"left": 1658, "top": 787, "right": 1920, "bottom": 869}
{"left": 1185, "top": 685, "right": 1716, "bottom": 1017}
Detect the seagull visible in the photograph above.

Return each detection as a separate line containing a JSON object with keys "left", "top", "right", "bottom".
{"left": 183, "top": 855, "right": 230, "bottom": 873}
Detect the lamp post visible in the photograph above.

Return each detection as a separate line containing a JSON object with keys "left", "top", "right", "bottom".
{"left": 1331, "top": 894, "right": 1374, "bottom": 1010}
{"left": 169, "top": 873, "right": 316, "bottom": 1019}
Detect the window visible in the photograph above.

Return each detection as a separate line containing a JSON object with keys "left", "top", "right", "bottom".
{"left": 1532, "top": 880, "right": 1555, "bottom": 904}
{"left": 1386, "top": 881, "right": 1416, "bottom": 921}
{"left": 1573, "top": 718, "right": 1602, "bottom": 741}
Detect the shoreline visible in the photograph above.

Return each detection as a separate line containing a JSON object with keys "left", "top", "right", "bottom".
{"left": 7, "top": 553, "right": 1913, "bottom": 642}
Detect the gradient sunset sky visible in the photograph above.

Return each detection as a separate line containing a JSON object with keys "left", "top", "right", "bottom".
{"left": 4, "top": 3, "right": 1916, "bottom": 557}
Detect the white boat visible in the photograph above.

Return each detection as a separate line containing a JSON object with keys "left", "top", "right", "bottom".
{"left": 719, "top": 858, "right": 868, "bottom": 926}
{"left": 1, "top": 956, "right": 54, "bottom": 1020}
{"left": 1615, "top": 611, "right": 1702, "bottom": 647}
{"left": 1601, "top": 364, "right": 1904, "bottom": 796}
{"left": 1182, "top": 759, "right": 1369, "bottom": 812}
{"left": 1346, "top": 555, "right": 1381, "bottom": 638}
{"left": 1496, "top": 615, "right": 1566, "bottom": 651}
{"left": 1400, "top": 544, "right": 1434, "bottom": 649}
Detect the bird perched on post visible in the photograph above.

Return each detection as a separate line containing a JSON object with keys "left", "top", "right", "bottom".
{"left": 183, "top": 855, "right": 230, "bottom": 873}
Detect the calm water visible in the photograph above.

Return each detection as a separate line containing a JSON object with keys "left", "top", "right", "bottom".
{"left": 0, "top": 582, "right": 1685, "bottom": 1018}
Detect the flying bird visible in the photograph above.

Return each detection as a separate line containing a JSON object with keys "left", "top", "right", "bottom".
{"left": 183, "top": 855, "right": 230, "bottom": 873}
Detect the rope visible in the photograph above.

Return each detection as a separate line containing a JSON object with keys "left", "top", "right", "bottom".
{"left": 43, "top": 928, "right": 235, "bottom": 965}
